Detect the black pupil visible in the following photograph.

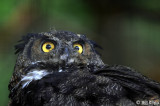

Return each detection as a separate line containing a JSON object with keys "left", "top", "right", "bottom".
{"left": 46, "top": 44, "right": 51, "bottom": 49}
{"left": 75, "top": 46, "right": 79, "bottom": 50}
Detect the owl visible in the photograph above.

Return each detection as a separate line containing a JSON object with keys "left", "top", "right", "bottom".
{"left": 8, "top": 30, "right": 160, "bottom": 106}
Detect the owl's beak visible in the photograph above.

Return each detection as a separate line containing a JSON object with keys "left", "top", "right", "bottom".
{"left": 60, "top": 47, "right": 69, "bottom": 61}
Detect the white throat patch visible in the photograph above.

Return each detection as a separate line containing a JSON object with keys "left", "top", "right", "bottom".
{"left": 21, "top": 69, "right": 49, "bottom": 88}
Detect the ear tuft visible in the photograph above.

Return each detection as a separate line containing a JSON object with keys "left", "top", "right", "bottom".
{"left": 15, "top": 33, "right": 42, "bottom": 54}
{"left": 89, "top": 40, "right": 103, "bottom": 56}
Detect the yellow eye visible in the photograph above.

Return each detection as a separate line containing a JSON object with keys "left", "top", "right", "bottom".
{"left": 73, "top": 43, "right": 83, "bottom": 54}
{"left": 42, "top": 42, "right": 55, "bottom": 52}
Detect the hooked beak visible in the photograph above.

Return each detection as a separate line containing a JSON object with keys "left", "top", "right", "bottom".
{"left": 60, "top": 47, "right": 69, "bottom": 61}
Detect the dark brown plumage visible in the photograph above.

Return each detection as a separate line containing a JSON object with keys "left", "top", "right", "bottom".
{"left": 8, "top": 30, "right": 160, "bottom": 106}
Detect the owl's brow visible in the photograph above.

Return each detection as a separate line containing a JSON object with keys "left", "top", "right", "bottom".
{"left": 40, "top": 37, "right": 58, "bottom": 44}
{"left": 73, "top": 39, "right": 85, "bottom": 44}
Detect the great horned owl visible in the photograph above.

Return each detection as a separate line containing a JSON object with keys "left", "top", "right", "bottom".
{"left": 9, "top": 30, "right": 160, "bottom": 106}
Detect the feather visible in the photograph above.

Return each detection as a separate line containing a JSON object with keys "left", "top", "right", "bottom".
{"left": 94, "top": 65, "right": 160, "bottom": 100}
{"left": 15, "top": 33, "right": 43, "bottom": 54}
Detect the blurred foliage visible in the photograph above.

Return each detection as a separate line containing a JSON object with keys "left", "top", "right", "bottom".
{"left": 0, "top": 53, "right": 14, "bottom": 106}
{"left": 0, "top": 0, "right": 160, "bottom": 105}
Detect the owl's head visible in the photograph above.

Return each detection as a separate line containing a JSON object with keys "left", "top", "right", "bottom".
{"left": 8, "top": 30, "right": 105, "bottom": 97}
{"left": 14, "top": 30, "right": 104, "bottom": 74}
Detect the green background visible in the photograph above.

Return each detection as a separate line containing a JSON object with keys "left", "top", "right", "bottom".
{"left": 1, "top": 0, "right": 160, "bottom": 105}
